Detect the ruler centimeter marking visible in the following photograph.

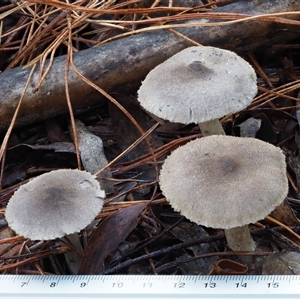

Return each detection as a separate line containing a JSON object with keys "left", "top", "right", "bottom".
{"left": 1, "top": 275, "right": 300, "bottom": 299}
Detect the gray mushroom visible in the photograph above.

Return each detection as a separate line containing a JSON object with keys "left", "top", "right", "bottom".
{"left": 159, "top": 135, "right": 288, "bottom": 251}
{"left": 138, "top": 46, "right": 257, "bottom": 136}
{"left": 5, "top": 169, "right": 105, "bottom": 240}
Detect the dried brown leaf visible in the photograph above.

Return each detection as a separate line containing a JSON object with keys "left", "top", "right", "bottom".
{"left": 270, "top": 200, "right": 300, "bottom": 227}
{"left": 262, "top": 251, "right": 300, "bottom": 275}
{"left": 209, "top": 259, "right": 248, "bottom": 275}
{"left": 109, "top": 94, "right": 163, "bottom": 183}
{"left": 70, "top": 119, "right": 114, "bottom": 193}
{"left": 78, "top": 202, "right": 148, "bottom": 274}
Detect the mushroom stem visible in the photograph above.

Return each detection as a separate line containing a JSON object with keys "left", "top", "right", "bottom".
{"left": 198, "top": 119, "right": 225, "bottom": 136}
{"left": 224, "top": 225, "right": 256, "bottom": 252}
{"left": 63, "top": 233, "right": 84, "bottom": 274}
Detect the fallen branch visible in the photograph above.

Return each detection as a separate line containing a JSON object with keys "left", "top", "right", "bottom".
{"left": 1, "top": 0, "right": 300, "bottom": 132}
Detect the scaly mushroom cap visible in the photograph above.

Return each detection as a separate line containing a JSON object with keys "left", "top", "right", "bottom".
{"left": 5, "top": 169, "right": 105, "bottom": 240}
{"left": 159, "top": 136, "right": 288, "bottom": 229}
{"left": 138, "top": 46, "right": 257, "bottom": 124}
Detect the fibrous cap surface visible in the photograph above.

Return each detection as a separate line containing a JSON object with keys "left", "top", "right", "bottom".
{"left": 138, "top": 46, "right": 257, "bottom": 124}
{"left": 5, "top": 169, "right": 105, "bottom": 240}
{"left": 159, "top": 135, "right": 288, "bottom": 229}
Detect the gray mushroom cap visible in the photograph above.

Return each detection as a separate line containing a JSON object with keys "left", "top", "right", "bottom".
{"left": 5, "top": 169, "right": 105, "bottom": 240}
{"left": 159, "top": 135, "right": 288, "bottom": 229}
{"left": 138, "top": 46, "right": 257, "bottom": 124}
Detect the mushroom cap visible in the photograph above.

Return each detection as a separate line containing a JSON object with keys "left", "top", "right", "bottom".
{"left": 159, "top": 136, "right": 288, "bottom": 229}
{"left": 137, "top": 46, "right": 257, "bottom": 124}
{"left": 5, "top": 169, "right": 105, "bottom": 240}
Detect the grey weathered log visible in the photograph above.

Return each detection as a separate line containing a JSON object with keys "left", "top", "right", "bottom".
{"left": 0, "top": 0, "right": 300, "bottom": 132}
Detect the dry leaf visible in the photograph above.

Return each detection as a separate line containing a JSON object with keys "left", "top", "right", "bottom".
{"left": 78, "top": 202, "right": 148, "bottom": 274}
{"left": 170, "top": 221, "right": 218, "bottom": 275}
{"left": 209, "top": 259, "right": 248, "bottom": 275}
{"left": 270, "top": 200, "right": 300, "bottom": 227}
{"left": 237, "top": 117, "right": 261, "bottom": 138}
{"left": 109, "top": 94, "right": 163, "bottom": 194}
{"left": 262, "top": 251, "right": 300, "bottom": 275}
{"left": 70, "top": 119, "right": 114, "bottom": 193}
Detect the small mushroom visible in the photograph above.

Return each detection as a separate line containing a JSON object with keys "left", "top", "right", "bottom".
{"left": 5, "top": 169, "right": 105, "bottom": 240}
{"left": 138, "top": 46, "right": 257, "bottom": 136}
{"left": 159, "top": 135, "right": 288, "bottom": 252}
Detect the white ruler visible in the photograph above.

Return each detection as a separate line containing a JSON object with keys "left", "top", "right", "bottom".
{"left": 0, "top": 274, "right": 300, "bottom": 299}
